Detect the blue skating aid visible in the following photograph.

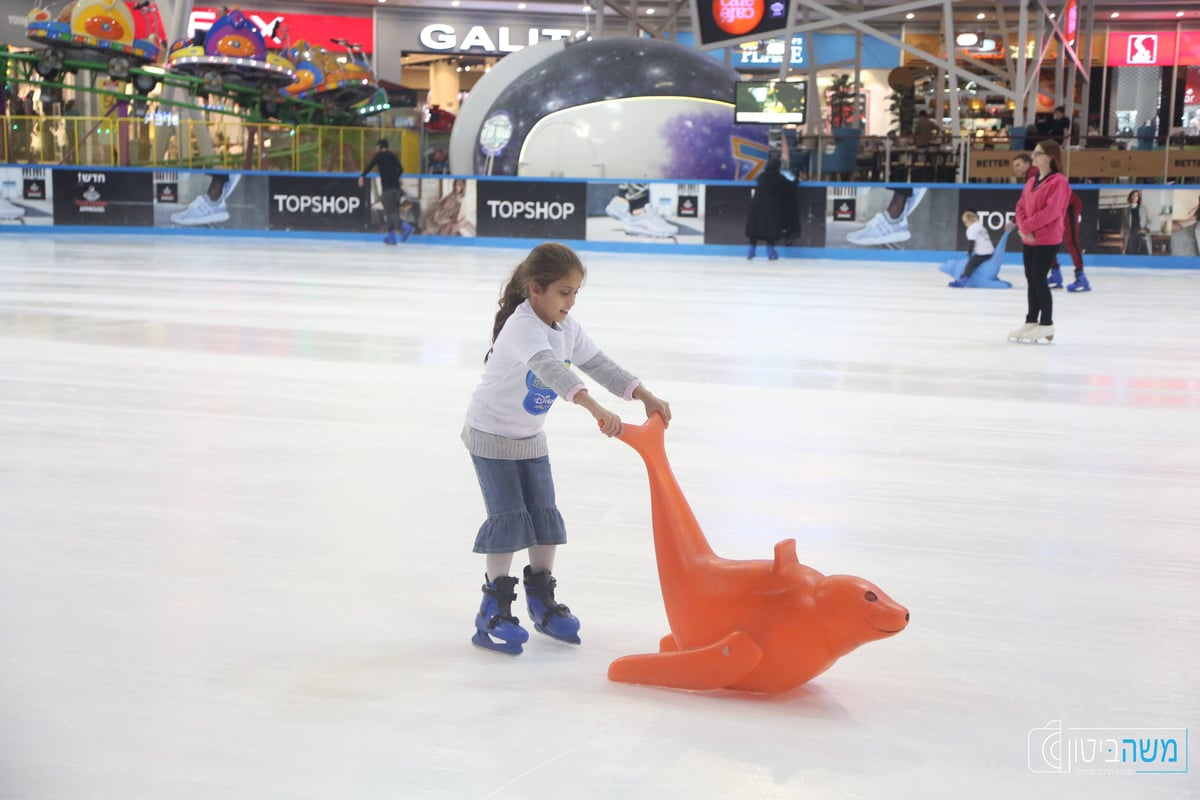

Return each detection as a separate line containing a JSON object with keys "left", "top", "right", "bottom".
{"left": 939, "top": 230, "right": 1014, "bottom": 289}
{"left": 473, "top": 576, "right": 529, "bottom": 655}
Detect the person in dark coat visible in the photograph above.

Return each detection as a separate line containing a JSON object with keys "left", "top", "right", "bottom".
{"left": 744, "top": 155, "right": 797, "bottom": 260}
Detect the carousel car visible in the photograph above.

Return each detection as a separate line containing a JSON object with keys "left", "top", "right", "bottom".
{"left": 26, "top": 0, "right": 161, "bottom": 80}
{"left": 283, "top": 38, "right": 377, "bottom": 108}
{"left": 166, "top": 8, "right": 296, "bottom": 96}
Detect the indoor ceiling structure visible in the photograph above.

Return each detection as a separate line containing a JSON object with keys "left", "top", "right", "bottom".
{"left": 298, "top": 0, "right": 1200, "bottom": 28}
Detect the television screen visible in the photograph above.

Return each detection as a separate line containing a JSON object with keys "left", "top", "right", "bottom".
{"left": 734, "top": 80, "right": 807, "bottom": 125}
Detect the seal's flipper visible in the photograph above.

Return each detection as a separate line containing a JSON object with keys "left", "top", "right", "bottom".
{"left": 608, "top": 631, "right": 763, "bottom": 691}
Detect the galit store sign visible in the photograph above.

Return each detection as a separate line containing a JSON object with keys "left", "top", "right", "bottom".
{"left": 417, "top": 23, "right": 586, "bottom": 53}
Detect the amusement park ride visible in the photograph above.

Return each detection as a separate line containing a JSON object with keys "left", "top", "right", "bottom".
{"left": 5, "top": 0, "right": 387, "bottom": 128}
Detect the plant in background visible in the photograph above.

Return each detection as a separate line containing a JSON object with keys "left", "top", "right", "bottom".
{"left": 888, "top": 89, "right": 916, "bottom": 135}
{"left": 826, "top": 73, "right": 860, "bottom": 129}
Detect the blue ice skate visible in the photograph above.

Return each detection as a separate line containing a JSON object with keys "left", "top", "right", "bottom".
{"left": 523, "top": 566, "right": 581, "bottom": 645}
{"left": 1048, "top": 267, "right": 1063, "bottom": 289}
{"left": 383, "top": 231, "right": 398, "bottom": 245}
{"left": 1067, "top": 272, "right": 1091, "bottom": 292}
{"left": 472, "top": 575, "right": 529, "bottom": 655}
{"left": 400, "top": 222, "right": 415, "bottom": 242}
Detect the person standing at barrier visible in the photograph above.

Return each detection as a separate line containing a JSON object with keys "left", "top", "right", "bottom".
{"left": 358, "top": 139, "right": 410, "bottom": 245}
{"left": 1011, "top": 153, "right": 1090, "bottom": 291}
{"left": 744, "top": 155, "right": 796, "bottom": 261}
{"left": 463, "top": 242, "right": 671, "bottom": 655}
{"left": 1008, "top": 142, "right": 1071, "bottom": 344}
{"left": 1047, "top": 106, "right": 1071, "bottom": 145}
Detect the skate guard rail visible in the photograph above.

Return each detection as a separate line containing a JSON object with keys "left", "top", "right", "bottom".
{"left": 0, "top": 165, "right": 1196, "bottom": 268}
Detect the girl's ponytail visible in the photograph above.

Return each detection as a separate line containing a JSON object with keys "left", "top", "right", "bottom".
{"left": 485, "top": 243, "right": 585, "bottom": 363}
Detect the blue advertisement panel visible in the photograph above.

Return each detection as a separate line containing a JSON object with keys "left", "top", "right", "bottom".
{"left": 268, "top": 175, "right": 369, "bottom": 232}
{"left": 52, "top": 168, "right": 153, "bottom": 227}
{"left": 586, "top": 182, "right": 705, "bottom": 245}
{"left": 1, "top": 166, "right": 53, "bottom": 226}
{"left": 475, "top": 180, "right": 586, "bottom": 239}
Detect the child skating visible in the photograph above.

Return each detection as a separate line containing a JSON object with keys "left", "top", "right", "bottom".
{"left": 462, "top": 242, "right": 672, "bottom": 654}
{"left": 948, "top": 210, "right": 995, "bottom": 287}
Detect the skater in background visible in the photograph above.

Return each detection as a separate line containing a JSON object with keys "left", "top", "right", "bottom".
{"left": 1008, "top": 141, "right": 1071, "bottom": 343}
{"left": 947, "top": 209, "right": 994, "bottom": 287}
{"left": 358, "top": 139, "right": 411, "bottom": 245}
{"left": 744, "top": 154, "right": 797, "bottom": 260}
{"left": 1122, "top": 190, "right": 1152, "bottom": 256}
{"left": 463, "top": 242, "right": 672, "bottom": 655}
{"left": 1011, "top": 153, "right": 1090, "bottom": 291}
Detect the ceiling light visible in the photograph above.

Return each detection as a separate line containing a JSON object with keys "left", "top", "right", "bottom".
{"left": 976, "top": 12, "right": 985, "bottom": 20}
{"left": 1049, "top": 12, "right": 1056, "bottom": 18}
{"left": 517, "top": 2, "right": 526, "bottom": 7}
{"left": 1177, "top": 10, "right": 1185, "bottom": 16}
{"left": 450, "top": 0, "right": 459, "bottom": 5}
{"left": 646, "top": 7, "right": 655, "bottom": 12}
{"left": 905, "top": 12, "right": 914, "bottom": 19}
{"left": 1110, "top": 11, "right": 1118, "bottom": 17}
{"left": 955, "top": 32, "right": 980, "bottom": 47}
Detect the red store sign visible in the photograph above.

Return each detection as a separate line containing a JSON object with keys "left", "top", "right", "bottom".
{"left": 1106, "top": 30, "right": 1200, "bottom": 67}
{"left": 188, "top": 7, "right": 374, "bottom": 53}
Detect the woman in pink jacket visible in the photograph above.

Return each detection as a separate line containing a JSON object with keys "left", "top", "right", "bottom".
{"left": 1009, "top": 141, "right": 1071, "bottom": 343}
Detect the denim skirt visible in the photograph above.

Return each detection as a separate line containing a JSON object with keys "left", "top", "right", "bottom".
{"left": 470, "top": 454, "right": 567, "bottom": 554}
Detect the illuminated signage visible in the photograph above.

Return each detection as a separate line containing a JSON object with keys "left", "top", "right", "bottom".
{"left": 1107, "top": 30, "right": 1200, "bottom": 67}
{"left": 692, "top": 0, "right": 787, "bottom": 46}
{"left": 188, "top": 8, "right": 374, "bottom": 53}
{"left": 416, "top": 23, "right": 583, "bottom": 53}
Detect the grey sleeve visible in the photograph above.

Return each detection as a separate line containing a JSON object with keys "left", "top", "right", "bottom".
{"left": 577, "top": 351, "right": 639, "bottom": 398}
{"left": 527, "top": 350, "right": 585, "bottom": 398}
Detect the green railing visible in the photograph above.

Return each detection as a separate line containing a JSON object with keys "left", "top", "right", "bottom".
{"left": 2, "top": 114, "right": 417, "bottom": 172}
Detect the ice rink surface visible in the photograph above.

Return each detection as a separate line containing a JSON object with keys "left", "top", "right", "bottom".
{"left": 0, "top": 234, "right": 1197, "bottom": 799}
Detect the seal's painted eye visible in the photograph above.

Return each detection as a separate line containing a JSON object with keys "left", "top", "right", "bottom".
{"left": 864, "top": 591, "right": 878, "bottom": 602}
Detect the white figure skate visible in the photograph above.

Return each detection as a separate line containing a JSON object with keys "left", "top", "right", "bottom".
{"left": 1008, "top": 323, "right": 1055, "bottom": 344}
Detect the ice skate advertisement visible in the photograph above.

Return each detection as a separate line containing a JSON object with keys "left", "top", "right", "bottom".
{"left": 827, "top": 186, "right": 957, "bottom": 251}
{"left": 1094, "top": 188, "right": 1190, "bottom": 256}
{"left": 52, "top": 169, "right": 153, "bottom": 227}
{"left": 586, "top": 183, "right": 705, "bottom": 244}
{"left": 157, "top": 173, "right": 269, "bottom": 230}
{"left": 415, "top": 178, "right": 477, "bottom": 237}
{"left": 475, "top": 180, "right": 587, "bottom": 240}
{"left": 701, "top": 183, "right": 825, "bottom": 246}
{"left": 268, "top": 176, "right": 369, "bottom": 233}
{"left": 955, "top": 187, "right": 1099, "bottom": 256}
{"left": 0, "top": 167, "right": 53, "bottom": 226}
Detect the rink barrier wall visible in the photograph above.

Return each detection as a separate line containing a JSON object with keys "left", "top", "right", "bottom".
{"left": 2, "top": 165, "right": 1197, "bottom": 268}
